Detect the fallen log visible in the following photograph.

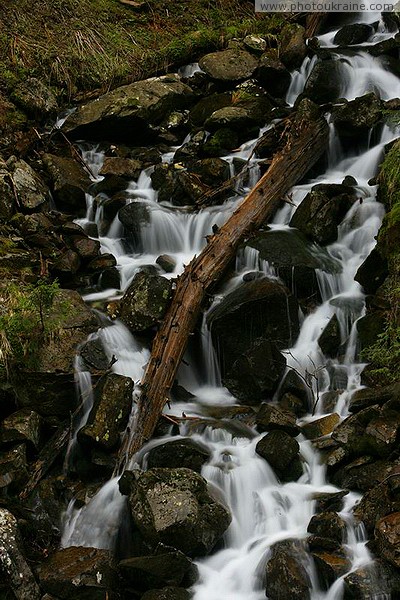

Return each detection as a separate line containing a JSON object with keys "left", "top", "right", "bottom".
{"left": 116, "top": 100, "right": 329, "bottom": 470}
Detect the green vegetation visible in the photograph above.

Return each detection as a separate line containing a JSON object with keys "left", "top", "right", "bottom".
{"left": 361, "top": 140, "right": 400, "bottom": 384}
{"left": 0, "top": 278, "right": 61, "bottom": 374}
{"left": 0, "top": 0, "right": 285, "bottom": 100}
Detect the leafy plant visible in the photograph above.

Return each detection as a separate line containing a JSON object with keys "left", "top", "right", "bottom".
{"left": 0, "top": 278, "right": 60, "bottom": 375}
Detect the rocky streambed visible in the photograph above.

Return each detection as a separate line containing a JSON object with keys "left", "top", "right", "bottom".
{"left": 1, "top": 12, "right": 400, "bottom": 600}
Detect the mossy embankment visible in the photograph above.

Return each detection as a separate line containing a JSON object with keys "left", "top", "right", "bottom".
{"left": 361, "top": 139, "right": 400, "bottom": 384}
{"left": 0, "top": 0, "right": 284, "bottom": 99}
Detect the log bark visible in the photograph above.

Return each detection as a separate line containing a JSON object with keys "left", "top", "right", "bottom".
{"left": 116, "top": 104, "right": 329, "bottom": 470}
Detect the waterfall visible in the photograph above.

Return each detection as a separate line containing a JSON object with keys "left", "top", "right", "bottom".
{"left": 61, "top": 12, "right": 400, "bottom": 600}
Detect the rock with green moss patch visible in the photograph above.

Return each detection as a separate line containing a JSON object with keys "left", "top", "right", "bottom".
{"left": 78, "top": 373, "right": 133, "bottom": 451}
{"left": 7, "top": 156, "right": 50, "bottom": 213}
{"left": 202, "top": 128, "right": 239, "bottom": 157}
{"left": 0, "top": 408, "right": 43, "bottom": 449}
{"left": 119, "top": 270, "right": 172, "bottom": 332}
{"left": 63, "top": 75, "right": 194, "bottom": 142}
{"left": 11, "top": 77, "right": 58, "bottom": 119}
{"left": 129, "top": 468, "right": 231, "bottom": 556}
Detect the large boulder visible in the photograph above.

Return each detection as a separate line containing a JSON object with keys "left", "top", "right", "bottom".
{"left": 209, "top": 277, "right": 299, "bottom": 365}
{"left": 0, "top": 508, "right": 41, "bottom": 600}
{"left": 78, "top": 373, "right": 133, "bottom": 451}
{"left": 289, "top": 183, "right": 356, "bottom": 245}
{"left": 118, "top": 270, "right": 172, "bottom": 332}
{"left": 0, "top": 408, "right": 43, "bottom": 449}
{"left": 355, "top": 246, "right": 388, "bottom": 295}
{"left": 265, "top": 539, "right": 311, "bottom": 600}
{"left": 128, "top": 468, "right": 231, "bottom": 556}
{"left": 332, "top": 456, "right": 399, "bottom": 492}
{"left": 256, "top": 403, "right": 300, "bottom": 437}
{"left": 63, "top": 75, "right": 194, "bottom": 141}
{"left": 307, "top": 511, "right": 347, "bottom": 543}
{"left": 317, "top": 315, "right": 342, "bottom": 358}
{"left": 37, "top": 546, "right": 118, "bottom": 599}
{"left": 331, "top": 93, "right": 383, "bottom": 138}
{"left": 198, "top": 49, "right": 259, "bottom": 82}
{"left": 304, "top": 59, "right": 342, "bottom": 105}
{"left": 255, "top": 430, "right": 302, "bottom": 481}
{"left": 42, "top": 153, "right": 92, "bottom": 215}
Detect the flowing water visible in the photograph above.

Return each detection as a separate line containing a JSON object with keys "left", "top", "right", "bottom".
{"left": 62, "top": 14, "right": 400, "bottom": 600}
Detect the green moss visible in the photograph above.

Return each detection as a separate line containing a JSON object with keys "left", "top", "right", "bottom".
{"left": 361, "top": 140, "right": 400, "bottom": 384}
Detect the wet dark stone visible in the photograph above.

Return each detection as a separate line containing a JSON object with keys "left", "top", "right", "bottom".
{"left": 37, "top": 546, "right": 118, "bottom": 599}
{"left": 256, "top": 403, "right": 299, "bottom": 437}
{"left": 129, "top": 468, "right": 231, "bottom": 556}
{"left": 223, "top": 339, "right": 287, "bottom": 404}
{"left": 353, "top": 477, "right": 400, "bottom": 533}
{"left": 331, "top": 92, "right": 383, "bottom": 138}
{"left": 141, "top": 588, "right": 190, "bottom": 600}
{"left": 255, "top": 430, "right": 302, "bottom": 481}
{"left": 355, "top": 247, "right": 388, "bottom": 295}
{"left": 332, "top": 456, "right": 399, "bottom": 492}
{"left": 343, "top": 559, "right": 400, "bottom": 599}
{"left": 312, "top": 551, "right": 350, "bottom": 588}
{"left": 304, "top": 59, "right": 342, "bottom": 105}
{"left": 118, "top": 546, "right": 198, "bottom": 591}
{"left": 265, "top": 539, "right": 311, "bottom": 600}
{"left": 118, "top": 270, "right": 172, "bottom": 332}
{"left": 333, "top": 23, "right": 374, "bottom": 46}
{"left": 307, "top": 511, "right": 347, "bottom": 543}
{"left": 318, "top": 315, "right": 342, "bottom": 358}
{"left": 375, "top": 512, "right": 400, "bottom": 568}
{"left": 313, "top": 491, "right": 348, "bottom": 514}
{"left": 146, "top": 439, "right": 210, "bottom": 473}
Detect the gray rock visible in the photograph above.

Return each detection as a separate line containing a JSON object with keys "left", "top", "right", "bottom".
{"left": 244, "top": 34, "right": 267, "bottom": 54}
{"left": 199, "top": 49, "right": 259, "bottom": 82}
{"left": 0, "top": 508, "right": 41, "bottom": 600}
{"left": 290, "top": 184, "right": 355, "bottom": 245}
{"left": 156, "top": 254, "right": 176, "bottom": 273}
{"left": 129, "top": 468, "right": 231, "bottom": 556}
{"left": 343, "top": 559, "right": 400, "bottom": 599}
{"left": 204, "top": 106, "right": 258, "bottom": 131}
{"left": 280, "top": 23, "right": 307, "bottom": 69}
{"left": 257, "top": 52, "right": 291, "bottom": 97}
{"left": 7, "top": 156, "right": 50, "bottom": 212}
{"left": 0, "top": 409, "right": 42, "bottom": 449}
{"left": 318, "top": 315, "right": 342, "bottom": 357}
{"left": 223, "top": 339, "right": 287, "bottom": 404}
{"left": 99, "top": 157, "right": 142, "bottom": 179}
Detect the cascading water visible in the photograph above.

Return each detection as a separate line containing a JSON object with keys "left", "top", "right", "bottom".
{"left": 61, "top": 12, "right": 400, "bottom": 600}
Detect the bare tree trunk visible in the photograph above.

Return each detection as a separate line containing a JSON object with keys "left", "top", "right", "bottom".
{"left": 116, "top": 107, "right": 329, "bottom": 471}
